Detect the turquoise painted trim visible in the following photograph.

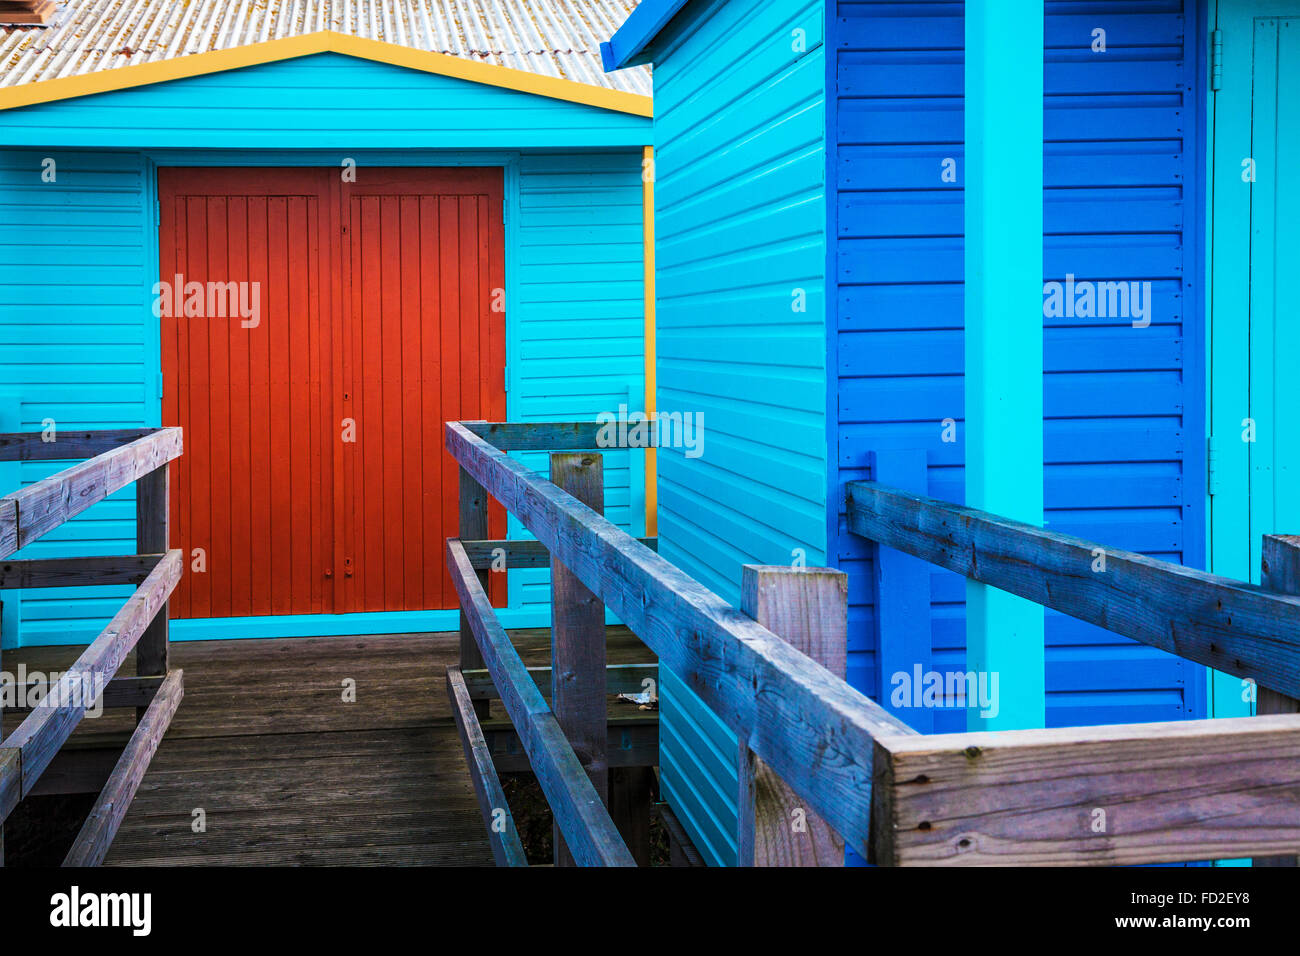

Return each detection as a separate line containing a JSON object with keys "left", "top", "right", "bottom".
{"left": 167, "top": 607, "right": 554, "bottom": 642}
{"left": 1208, "top": 0, "right": 1253, "bottom": 719}
{"left": 0, "top": 391, "right": 21, "bottom": 649}
{"left": 142, "top": 159, "right": 162, "bottom": 427}
{"left": 963, "top": 0, "right": 1045, "bottom": 731}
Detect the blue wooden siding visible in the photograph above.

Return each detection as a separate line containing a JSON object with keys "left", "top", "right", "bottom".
{"left": 0, "top": 53, "right": 647, "bottom": 150}
{"left": 649, "top": 0, "right": 828, "bottom": 867}
{"left": 832, "top": 0, "right": 1208, "bottom": 734}
{"left": 0, "top": 55, "right": 649, "bottom": 646}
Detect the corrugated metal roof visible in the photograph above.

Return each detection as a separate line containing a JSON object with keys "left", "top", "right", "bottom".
{"left": 0, "top": 0, "right": 650, "bottom": 94}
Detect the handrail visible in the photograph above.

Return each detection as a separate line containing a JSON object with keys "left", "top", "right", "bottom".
{"left": 848, "top": 477, "right": 1300, "bottom": 866}
{"left": 0, "top": 427, "right": 183, "bottom": 560}
{"left": 446, "top": 420, "right": 915, "bottom": 862}
{"left": 0, "top": 427, "right": 185, "bottom": 867}
{"left": 1, "top": 550, "right": 182, "bottom": 792}
{"left": 447, "top": 420, "right": 1300, "bottom": 867}
{"left": 846, "top": 480, "right": 1300, "bottom": 699}
{"left": 447, "top": 537, "right": 635, "bottom": 866}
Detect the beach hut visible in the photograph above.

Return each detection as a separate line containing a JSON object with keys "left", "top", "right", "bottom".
{"left": 604, "top": 0, "right": 1286, "bottom": 865}
{"left": 0, "top": 0, "right": 654, "bottom": 645}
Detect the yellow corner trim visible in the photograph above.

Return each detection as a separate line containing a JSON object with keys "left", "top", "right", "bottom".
{"left": 642, "top": 145, "right": 658, "bottom": 539}
{"left": 0, "top": 31, "right": 653, "bottom": 117}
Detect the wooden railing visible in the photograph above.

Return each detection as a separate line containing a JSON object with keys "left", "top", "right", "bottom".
{"left": 847, "top": 479, "right": 1300, "bottom": 866}
{"left": 0, "top": 427, "right": 184, "bottom": 867}
{"left": 444, "top": 420, "right": 905, "bottom": 867}
{"left": 446, "top": 420, "right": 1300, "bottom": 867}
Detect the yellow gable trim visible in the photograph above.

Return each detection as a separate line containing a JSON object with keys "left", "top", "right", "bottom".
{"left": 0, "top": 31, "right": 653, "bottom": 117}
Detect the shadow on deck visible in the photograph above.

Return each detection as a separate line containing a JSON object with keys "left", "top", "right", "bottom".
{"left": 5, "top": 626, "right": 650, "bottom": 866}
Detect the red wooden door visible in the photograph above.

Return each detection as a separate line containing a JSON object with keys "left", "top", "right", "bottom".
{"left": 159, "top": 167, "right": 505, "bottom": 619}
{"left": 338, "top": 170, "right": 505, "bottom": 612}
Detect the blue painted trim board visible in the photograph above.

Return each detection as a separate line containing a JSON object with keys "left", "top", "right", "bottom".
{"left": 963, "top": 0, "right": 1045, "bottom": 731}
{"left": 601, "top": 0, "right": 697, "bottom": 70}
{"left": 870, "top": 449, "right": 933, "bottom": 733}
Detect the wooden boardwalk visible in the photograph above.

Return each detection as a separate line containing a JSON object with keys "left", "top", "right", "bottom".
{"left": 6, "top": 626, "right": 648, "bottom": 866}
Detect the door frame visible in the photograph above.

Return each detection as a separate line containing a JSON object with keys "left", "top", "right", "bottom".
{"left": 1207, "top": 0, "right": 1300, "bottom": 716}
{"left": 145, "top": 150, "right": 540, "bottom": 639}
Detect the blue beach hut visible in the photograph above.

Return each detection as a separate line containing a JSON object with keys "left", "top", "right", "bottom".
{"left": 604, "top": 0, "right": 1286, "bottom": 865}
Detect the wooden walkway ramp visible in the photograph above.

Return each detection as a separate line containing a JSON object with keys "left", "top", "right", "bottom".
{"left": 8, "top": 627, "right": 647, "bottom": 866}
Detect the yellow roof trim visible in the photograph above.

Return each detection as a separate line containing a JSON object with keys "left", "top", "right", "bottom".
{"left": 0, "top": 31, "right": 654, "bottom": 117}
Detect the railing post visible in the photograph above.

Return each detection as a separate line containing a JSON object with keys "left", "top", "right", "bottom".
{"left": 549, "top": 452, "right": 609, "bottom": 866}
{"left": 135, "top": 462, "right": 169, "bottom": 721}
{"left": 459, "top": 465, "right": 491, "bottom": 720}
{"left": 738, "top": 565, "right": 847, "bottom": 866}
{"left": 1255, "top": 533, "right": 1300, "bottom": 868}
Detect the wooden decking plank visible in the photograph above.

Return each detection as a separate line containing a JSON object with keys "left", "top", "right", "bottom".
{"left": 5, "top": 625, "right": 652, "bottom": 867}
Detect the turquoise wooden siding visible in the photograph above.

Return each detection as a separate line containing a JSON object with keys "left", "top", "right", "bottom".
{"left": 832, "top": 0, "right": 1208, "bottom": 733}
{"left": 649, "top": 0, "right": 827, "bottom": 867}
{"left": 0, "top": 53, "right": 647, "bottom": 150}
{"left": 0, "top": 151, "right": 152, "bottom": 647}
{"left": 0, "top": 54, "right": 648, "bottom": 646}
{"left": 508, "top": 151, "right": 648, "bottom": 611}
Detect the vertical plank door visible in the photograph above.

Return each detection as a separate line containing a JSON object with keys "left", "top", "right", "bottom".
{"left": 159, "top": 169, "right": 335, "bottom": 619}
{"left": 338, "top": 168, "right": 506, "bottom": 613}
{"left": 161, "top": 166, "right": 505, "bottom": 619}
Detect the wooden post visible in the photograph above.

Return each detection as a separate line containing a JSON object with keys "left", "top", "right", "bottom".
{"left": 1255, "top": 533, "right": 1300, "bottom": 867}
{"left": 609, "top": 766, "right": 654, "bottom": 867}
{"left": 738, "top": 565, "right": 847, "bottom": 866}
{"left": 135, "top": 463, "right": 169, "bottom": 722}
{"left": 459, "top": 466, "right": 491, "bottom": 719}
{"left": 549, "top": 452, "right": 608, "bottom": 866}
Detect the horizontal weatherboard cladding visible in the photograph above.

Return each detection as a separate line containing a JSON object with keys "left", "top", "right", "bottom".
{"left": 651, "top": 0, "right": 828, "bottom": 867}
{"left": 832, "top": 0, "right": 1206, "bottom": 735}
{"left": 0, "top": 54, "right": 649, "bottom": 647}
{"left": 0, "top": 53, "right": 649, "bottom": 150}
{"left": 508, "top": 150, "right": 648, "bottom": 612}
{"left": 0, "top": 150, "right": 151, "bottom": 647}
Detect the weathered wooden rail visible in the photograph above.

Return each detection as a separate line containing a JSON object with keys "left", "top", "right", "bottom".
{"left": 444, "top": 420, "right": 900, "bottom": 867}
{"left": 0, "top": 427, "right": 184, "bottom": 867}
{"left": 848, "top": 480, "right": 1300, "bottom": 866}
{"left": 445, "top": 420, "right": 1300, "bottom": 867}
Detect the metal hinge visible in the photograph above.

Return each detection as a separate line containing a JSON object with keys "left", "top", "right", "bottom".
{"left": 1211, "top": 29, "right": 1223, "bottom": 90}
{"left": 156, "top": 371, "right": 164, "bottom": 399}
{"left": 155, "top": 199, "right": 161, "bottom": 224}
{"left": 1207, "top": 436, "right": 1219, "bottom": 495}
{"left": 503, "top": 365, "right": 509, "bottom": 393}
{"left": 502, "top": 199, "right": 508, "bottom": 225}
